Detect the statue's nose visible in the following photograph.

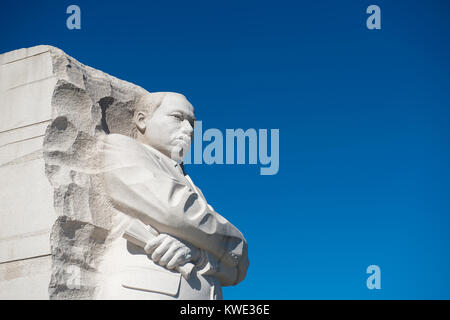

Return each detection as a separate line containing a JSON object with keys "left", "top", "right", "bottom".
{"left": 182, "top": 119, "right": 194, "bottom": 134}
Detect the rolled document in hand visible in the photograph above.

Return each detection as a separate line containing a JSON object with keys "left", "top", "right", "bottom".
{"left": 123, "top": 219, "right": 195, "bottom": 280}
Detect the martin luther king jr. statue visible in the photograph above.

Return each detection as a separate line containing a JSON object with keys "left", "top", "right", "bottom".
{"left": 95, "top": 92, "right": 249, "bottom": 299}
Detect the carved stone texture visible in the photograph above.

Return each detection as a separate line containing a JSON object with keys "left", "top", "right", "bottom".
{"left": 41, "top": 47, "right": 147, "bottom": 299}
{"left": 0, "top": 45, "right": 147, "bottom": 299}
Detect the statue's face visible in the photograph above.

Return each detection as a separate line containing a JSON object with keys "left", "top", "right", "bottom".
{"left": 139, "top": 94, "right": 195, "bottom": 161}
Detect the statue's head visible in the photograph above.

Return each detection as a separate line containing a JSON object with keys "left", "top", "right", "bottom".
{"left": 133, "top": 92, "right": 195, "bottom": 162}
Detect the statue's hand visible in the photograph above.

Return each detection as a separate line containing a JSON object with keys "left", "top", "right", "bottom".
{"left": 144, "top": 234, "right": 200, "bottom": 270}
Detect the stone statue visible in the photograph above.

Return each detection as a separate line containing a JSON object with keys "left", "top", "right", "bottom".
{"left": 0, "top": 45, "right": 248, "bottom": 299}
{"left": 96, "top": 92, "right": 249, "bottom": 299}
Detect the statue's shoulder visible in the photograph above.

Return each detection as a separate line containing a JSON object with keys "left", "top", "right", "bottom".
{"left": 104, "top": 133, "right": 138, "bottom": 146}
{"left": 103, "top": 134, "right": 158, "bottom": 168}
{"left": 104, "top": 133, "right": 146, "bottom": 153}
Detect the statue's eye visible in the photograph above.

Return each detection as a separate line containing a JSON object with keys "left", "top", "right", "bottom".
{"left": 171, "top": 113, "right": 183, "bottom": 121}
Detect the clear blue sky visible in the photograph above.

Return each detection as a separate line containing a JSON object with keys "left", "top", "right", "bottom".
{"left": 1, "top": 0, "right": 450, "bottom": 299}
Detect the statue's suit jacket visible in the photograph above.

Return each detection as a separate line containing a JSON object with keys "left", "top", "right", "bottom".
{"left": 96, "top": 134, "right": 249, "bottom": 299}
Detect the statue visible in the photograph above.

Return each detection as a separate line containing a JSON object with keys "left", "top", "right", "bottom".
{"left": 0, "top": 45, "right": 247, "bottom": 299}
{"left": 96, "top": 92, "right": 249, "bottom": 299}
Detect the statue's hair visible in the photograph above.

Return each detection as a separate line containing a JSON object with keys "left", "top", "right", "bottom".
{"left": 132, "top": 92, "right": 170, "bottom": 138}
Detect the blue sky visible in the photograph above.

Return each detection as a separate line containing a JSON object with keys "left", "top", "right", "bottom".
{"left": 1, "top": 0, "right": 450, "bottom": 299}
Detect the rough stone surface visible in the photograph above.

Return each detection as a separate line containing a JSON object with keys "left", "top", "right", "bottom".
{"left": 42, "top": 47, "right": 147, "bottom": 299}
{"left": 0, "top": 45, "right": 147, "bottom": 299}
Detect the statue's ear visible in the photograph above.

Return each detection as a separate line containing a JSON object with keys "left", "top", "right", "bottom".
{"left": 135, "top": 111, "right": 147, "bottom": 134}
